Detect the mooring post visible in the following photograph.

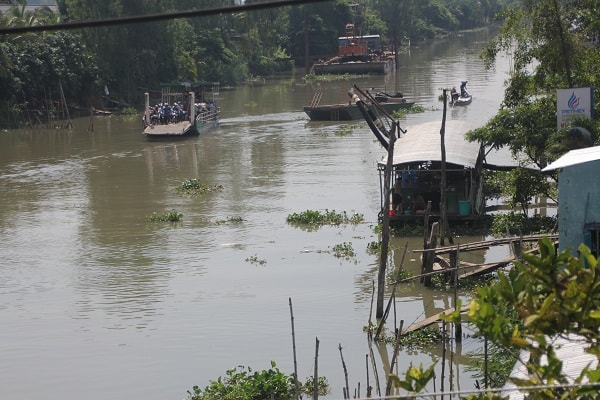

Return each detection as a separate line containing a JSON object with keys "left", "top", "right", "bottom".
{"left": 449, "top": 249, "right": 457, "bottom": 285}
{"left": 421, "top": 222, "right": 439, "bottom": 287}
{"left": 454, "top": 244, "right": 462, "bottom": 343}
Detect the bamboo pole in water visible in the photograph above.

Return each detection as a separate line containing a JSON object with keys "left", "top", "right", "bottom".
{"left": 375, "top": 242, "right": 408, "bottom": 340}
{"left": 384, "top": 320, "right": 404, "bottom": 396}
{"left": 376, "top": 122, "right": 397, "bottom": 318}
{"left": 339, "top": 343, "right": 350, "bottom": 399}
{"left": 441, "top": 320, "right": 447, "bottom": 398}
{"left": 365, "top": 354, "right": 371, "bottom": 398}
{"left": 367, "top": 324, "right": 382, "bottom": 397}
{"left": 289, "top": 298, "right": 300, "bottom": 400}
{"left": 313, "top": 337, "right": 319, "bottom": 400}
{"left": 453, "top": 245, "right": 462, "bottom": 343}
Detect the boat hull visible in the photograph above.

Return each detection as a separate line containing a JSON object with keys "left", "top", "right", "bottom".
{"left": 451, "top": 95, "right": 472, "bottom": 106}
{"left": 304, "top": 101, "right": 414, "bottom": 121}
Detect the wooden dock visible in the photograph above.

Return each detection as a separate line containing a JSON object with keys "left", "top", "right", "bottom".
{"left": 397, "top": 233, "right": 558, "bottom": 335}
{"left": 415, "top": 233, "right": 558, "bottom": 255}
{"left": 401, "top": 305, "right": 470, "bottom": 335}
{"left": 415, "top": 233, "right": 558, "bottom": 279}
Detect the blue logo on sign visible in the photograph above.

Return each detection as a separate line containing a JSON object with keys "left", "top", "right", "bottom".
{"left": 568, "top": 92, "right": 580, "bottom": 109}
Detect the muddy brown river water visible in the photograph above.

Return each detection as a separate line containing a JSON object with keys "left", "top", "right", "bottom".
{"left": 0, "top": 26, "right": 517, "bottom": 400}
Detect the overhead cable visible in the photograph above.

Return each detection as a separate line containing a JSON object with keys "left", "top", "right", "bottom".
{"left": 0, "top": 0, "right": 331, "bottom": 35}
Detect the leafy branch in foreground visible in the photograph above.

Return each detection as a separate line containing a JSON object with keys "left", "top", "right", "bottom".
{"left": 466, "top": 238, "right": 600, "bottom": 399}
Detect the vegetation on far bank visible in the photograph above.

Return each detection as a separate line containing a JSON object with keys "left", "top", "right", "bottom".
{"left": 0, "top": 0, "right": 515, "bottom": 127}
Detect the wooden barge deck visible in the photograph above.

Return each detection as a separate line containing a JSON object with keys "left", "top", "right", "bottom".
{"left": 143, "top": 121, "right": 192, "bottom": 137}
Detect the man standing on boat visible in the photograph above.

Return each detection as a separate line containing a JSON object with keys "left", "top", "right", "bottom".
{"left": 460, "top": 81, "right": 469, "bottom": 97}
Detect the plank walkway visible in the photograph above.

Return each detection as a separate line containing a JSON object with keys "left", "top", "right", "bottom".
{"left": 399, "top": 233, "right": 559, "bottom": 334}
{"left": 413, "top": 233, "right": 558, "bottom": 255}
{"left": 401, "top": 305, "right": 470, "bottom": 335}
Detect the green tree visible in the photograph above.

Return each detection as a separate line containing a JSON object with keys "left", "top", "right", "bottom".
{"left": 0, "top": 3, "right": 99, "bottom": 127}
{"left": 467, "top": 1, "right": 600, "bottom": 217}
{"left": 287, "top": 1, "right": 354, "bottom": 60}
{"left": 226, "top": 1, "right": 291, "bottom": 76}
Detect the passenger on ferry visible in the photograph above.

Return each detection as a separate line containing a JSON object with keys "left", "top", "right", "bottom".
{"left": 161, "top": 103, "right": 172, "bottom": 124}
{"left": 149, "top": 106, "right": 159, "bottom": 125}
{"left": 412, "top": 193, "right": 426, "bottom": 214}
{"left": 172, "top": 103, "right": 179, "bottom": 121}
{"left": 392, "top": 178, "right": 403, "bottom": 213}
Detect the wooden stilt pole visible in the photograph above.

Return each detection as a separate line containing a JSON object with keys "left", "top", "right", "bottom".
{"left": 453, "top": 244, "right": 462, "bottom": 342}
{"left": 365, "top": 354, "right": 371, "bottom": 398}
{"left": 58, "top": 79, "right": 72, "bottom": 129}
{"left": 439, "top": 89, "right": 453, "bottom": 246}
{"left": 376, "top": 122, "right": 398, "bottom": 318}
{"left": 289, "top": 298, "right": 300, "bottom": 400}
{"left": 339, "top": 343, "right": 350, "bottom": 399}
{"left": 384, "top": 320, "right": 404, "bottom": 396}
{"left": 313, "top": 337, "right": 320, "bottom": 400}
{"left": 422, "top": 222, "right": 439, "bottom": 287}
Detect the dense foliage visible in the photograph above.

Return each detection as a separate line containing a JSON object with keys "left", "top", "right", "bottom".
{"left": 387, "top": 238, "right": 600, "bottom": 398}
{"left": 0, "top": 0, "right": 514, "bottom": 127}
{"left": 466, "top": 0, "right": 600, "bottom": 214}
{"left": 466, "top": 238, "right": 600, "bottom": 398}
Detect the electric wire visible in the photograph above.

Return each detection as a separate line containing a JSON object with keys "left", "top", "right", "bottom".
{"left": 0, "top": 0, "right": 331, "bottom": 35}
{"left": 322, "top": 381, "right": 600, "bottom": 400}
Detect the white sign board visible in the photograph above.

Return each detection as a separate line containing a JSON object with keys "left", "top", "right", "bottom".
{"left": 557, "top": 87, "right": 593, "bottom": 130}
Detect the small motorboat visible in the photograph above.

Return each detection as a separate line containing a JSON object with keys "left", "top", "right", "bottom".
{"left": 450, "top": 81, "right": 472, "bottom": 106}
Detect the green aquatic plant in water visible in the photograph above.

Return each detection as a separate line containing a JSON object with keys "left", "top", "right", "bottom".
{"left": 366, "top": 326, "right": 444, "bottom": 348}
{"left": 215, "top": 216, "right": 244, "bottom": 225}
{"left": 330, "top": 242, "right": 356, "bottom": 261}
{"left": 366, "top": 240, "right": 381, "bottom": 255}
{"left": 187, "top": 361, "right": 329, "bottom": 400}
{"left": 146, "top": 210, "right": 183, "bottom": 222}
{"left": 176, "top": 178, "right": 224, "bottom": 196}
{"left": 334, "top": 125, "right": 356, "bottom": 136}
{"left": 286, "top": 209, "right": 364, "bottom": 226}
{"left": 390, "top": 103, "right": 426, "bottom": 119}
{"left": 245, "top": 254, "right": 267, "bottom": 266}
{"left": 302, "top": 72, "right": 367, "bottom": 82}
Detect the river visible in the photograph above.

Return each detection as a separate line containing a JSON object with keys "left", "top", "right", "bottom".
{"left": 0, "top": 27, "right": 514, "bottom": 400}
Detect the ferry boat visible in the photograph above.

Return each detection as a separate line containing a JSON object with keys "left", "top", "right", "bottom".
{"left": 143, "top": 82, "right": 220, "bottom": 138}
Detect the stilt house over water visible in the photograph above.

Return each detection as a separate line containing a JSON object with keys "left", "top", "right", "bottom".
{"left": 377, "top": 120, "right": 485, "bottom": 222}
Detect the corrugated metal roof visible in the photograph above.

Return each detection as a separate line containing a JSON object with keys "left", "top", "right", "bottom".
{"left": 542, "top": 145, "right": 600, "bottom": 171}
{"left": 503, "top": 334, "right": 597, "bottom": 399}
{"left": 378, "top": 120, "right": 482, "bottom": 168}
